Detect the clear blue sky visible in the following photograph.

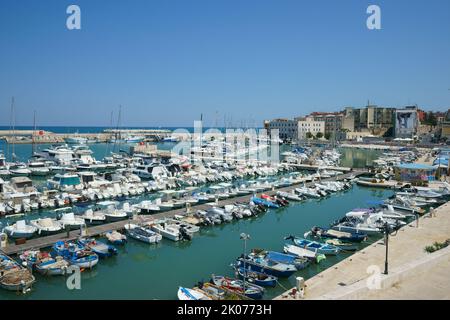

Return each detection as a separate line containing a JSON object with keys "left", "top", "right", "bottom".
{"left": 1, "top": 0, "right": 449, "bottom": 127}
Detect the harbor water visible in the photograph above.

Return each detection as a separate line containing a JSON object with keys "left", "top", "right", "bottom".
{"left": 0, "top": 134, "right": 389, "bottom": 300}
{"left": 0, "top": 184, "right": 392, "bottom": 300}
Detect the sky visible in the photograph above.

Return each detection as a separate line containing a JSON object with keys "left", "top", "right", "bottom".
{"left": 0, "top": 0, "right": 449, "bottom": 127}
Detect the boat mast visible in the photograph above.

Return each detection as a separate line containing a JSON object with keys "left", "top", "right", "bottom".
{"left": 11, "top": 97, "right": 16, "bottom": 162}
{"left": 32, "top": 110, "right": 36, "bottom": 155}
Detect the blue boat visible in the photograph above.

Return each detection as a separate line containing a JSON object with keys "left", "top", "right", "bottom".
{"left": 77, "top": 238, "right": 118, "bottom": 258}
{"left": 52, "top": 241, "right": 99, "bottom": 269}
{"left": 234, "top": 267, "right": 277, "bottom": 287}
{"left": 286, "top": 236, "right": 340, "bottom": 256}
{"left": 235, "top": 256, "right": 297, "bottom": 278}
{"left": 19, "top": 250, "right": 70, "bottom": 276}
{"left": 250, "top": 197, "right": 280, "bottom": 209}
{"left": 308, "top": 226, "right": 368, "bottom": 243}
{"left": 264, "top": 250, "right": 311, "bottom": 270}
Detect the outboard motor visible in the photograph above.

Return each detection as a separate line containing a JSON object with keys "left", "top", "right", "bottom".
{"left": 179, "top": 227, "right": 192, "bottom": 241}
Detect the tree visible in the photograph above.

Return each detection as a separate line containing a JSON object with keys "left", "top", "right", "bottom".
{"left": 305, "top": 132, "right": 313, "bottom": 139}
{"left": 324, "top": 132, "right": 331, "bottom": 140}
{"left": 316, "top": 132, "right": 324, "bottom": 139}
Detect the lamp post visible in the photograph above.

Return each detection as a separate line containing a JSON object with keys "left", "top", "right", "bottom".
{"left": 240, "top": 233, "right": 250, "bottom": 291}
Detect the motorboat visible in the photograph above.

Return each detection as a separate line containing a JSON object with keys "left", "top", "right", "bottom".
{"left": 30, "top": 218, "right": 63, "bottom": 236}
{"left": 58, "top": 212, "right": 86, "bottom": 230}
{"left": 77, "top": 237, "right": 118, "bottom": 258}
{"left": 124, "top": 223, "right": 162, "bottom": 244}
{"left": 177, "top": 286, "right": 212, "bottom": 300}
{"left": 3, "top": 220, "right": 37, "bottom": 239}
{"left": 19, "top": 250, "right": 69, "bottom": 276}
{"left": 105, "top": 230, "right": 127, "bottom": 245}
{"left": 51, "top": 241, "right": 99, "bottom": 269}
{"left": 285, "top": 236, "right": 340, "bottom": 255}
{"left": 79, "top": 208, "right": 107, "bottom": 225}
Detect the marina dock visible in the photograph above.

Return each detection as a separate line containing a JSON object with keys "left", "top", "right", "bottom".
{"left": 1, "top": 171, "right": 360, "bottom": 256}
{"left": 275, "top": 201, "right": 450, "bottom": 300}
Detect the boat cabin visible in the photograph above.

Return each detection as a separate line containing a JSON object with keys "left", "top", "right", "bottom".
{"left": 78, "top": 171, "right": 96, "bottom": 184}
{"left": 10, "top": 177, "right": 35, "bottom": 193}
{"left": 48, "top": 173, "right": 82, "bottom": 190}
{"left": 0, "top": 178, "right": 4, "bottom": 194}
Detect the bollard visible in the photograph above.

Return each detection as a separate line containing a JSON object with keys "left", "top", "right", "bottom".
{"left": 296, "top": 277, "right": 305, "bottom": 298}
{"left": 65, "top": 225, "right": 70, "bottom": 238}
{"left": 0, "top": 233, "right": 7, "bottom": 248}
{"left": 186, "top": 203, "right": 191, "bottom": 214}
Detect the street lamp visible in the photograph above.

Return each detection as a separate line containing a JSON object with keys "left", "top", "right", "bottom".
{"left": 378, "top": 221, "right": 398, "bottom": 275}
{"left": 240, "top": 233, "right": 250, "bottom": 290}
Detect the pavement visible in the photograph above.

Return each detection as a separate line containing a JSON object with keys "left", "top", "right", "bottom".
{"left": 275, "top": 202, "right": 450, "bottom": 300}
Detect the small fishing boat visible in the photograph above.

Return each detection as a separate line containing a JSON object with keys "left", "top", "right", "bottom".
{"left": 177, "top": 286, "right": 212, "bottom": 300}
{"left": 255, "top": 249, "right": 311, "bottom": 270}
{"left": 124, "top": 223, "right": 162, "bottom": 244}
{"left": 285, "top": 235, "right": 340, "bottom": 255}
{"left": 211, "top": 275, "right": 265, "bottom": 300}
{"left": 52, "top": 241, "right": 99, "bottom": 269}
{"left": 105, "top": 230, "right": 127, "bottom": 245}
{"left": 3, "top": 220, "right": 37, "bottom": 239}
{"left": 77, "top": 237, "right": 118, "bottom": 258}
{"left": 250, "top": 196, "right": 280, "bottom": 209}
{"left": 19, "top": 250, "right": 69, "bottom": 276}
{"left": 0, "top": 252, "right": 35, "bottom": 293}
{"left": 233, "top": 267, "right": 277, "bottom": 287}
{"left": 235, "top": 256, "right": 297, "bottom": 278}
{"left": 324, "top": 239, "right": 358, "bottom": 251}
{"left": 30, "top": 218, "right": 62, "bottom": 236}
{"left": 307, "top": 226, "right": 367, "bottom": 243}
{"left": 283, "top": 244, "right": 326, "bottom": 262}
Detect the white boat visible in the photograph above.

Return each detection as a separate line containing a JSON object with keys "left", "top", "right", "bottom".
{"left": 58, "top": 212, "right": 86, "bottom": 230}
{"left": 30, "top": 218, "right": 62, "bottom": 236}
{"left": 79, "top": 208, "right": 106, "bottom": 225}
{"left": 100, "top": 201, "right": 128, "bottom": 222}
{"left": 3, "top": 220, "right": 37, "bottom": 239}
{"left": 124, "top": 223, "right": 162, "bottom": 244}
{"left": 65, "top": 137, "right": 88, "bottom": 144}
{"left": 28, "top": 162, "right": 50, "bottom": 176}
{"left": 283, "top": 244, "right": 317, "bottom": 259}
{"left": 177, "top": 286, "right": 212, "bottom": 300}
{"left": 148, "top": 219, "right": 193, "bottom": 241}
{"left": 133, "top": 200, "right": 160, "bottom": 214}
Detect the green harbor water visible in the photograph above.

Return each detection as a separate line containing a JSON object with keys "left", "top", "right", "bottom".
{"left": 0, "top": 185, "right": 393, "bottom": 300}
{"left": 0, "top": 142, "right": 389, "bottom": 300}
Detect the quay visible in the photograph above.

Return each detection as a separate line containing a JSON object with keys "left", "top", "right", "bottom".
{"left": 275, "top": 201, "right": 450, "bottom": 300}
{"left": 0, "top": 171, "right": 361, "bottom": 256}
{"left": 287, "top": 163, "right": 353, "bottom": 173}
{"left": 0, "top": 129, "right": 174, "bottom": 144}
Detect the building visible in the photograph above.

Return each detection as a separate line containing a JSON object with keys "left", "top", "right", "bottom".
{"left": 342, "top": 105, "right": 395, "bottom": 135}
{"left": 296, "top": 116, "right": 325, "bottom": 140}
{"left": 394, "top": 106, "right": 419, "bottom": 139}
{"left": 394, "top": 163, "right": 436, "bottom": 183}
{"left": 309, "top": 112, "right": 343, "bottom": 138}
{"left": 266, "top": 118, "right": 297, "bottom": 141}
